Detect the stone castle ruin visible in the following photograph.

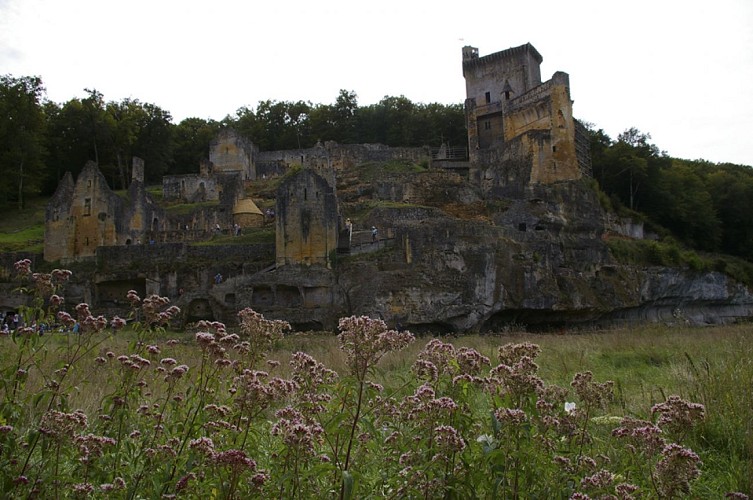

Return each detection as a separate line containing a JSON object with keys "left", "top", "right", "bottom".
{"left": 463, "top": 43, "right": 591, "bottom": 197}
{"left": 31, "top": 42, "right": 749, "bottom": 332}
{"left": 46, "top": 128, "right": 434, "bottom": 263}
{"left": 39, "top": 40, "right": 600, "bottom": 325}
{"left": 45, "top": 142, "right": 269, "bottom": 263}
{"left": 44, "top": 159, "right": 168, "bottom": 262}
{"left": 162, "top": 129, "right": 257, "bottom": 203}
{"left": 275, "top": 168, "right": 339, "bottom": 268}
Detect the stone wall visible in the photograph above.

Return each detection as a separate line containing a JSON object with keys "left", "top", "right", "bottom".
{"left": 275, "top": 168, "right": 339, "bottom": 267}
{"left": 257, "top": 141, "right": 432, "bottom": 181}
{"left": 44, "top": 162, "right": 127, "bottom": 261}
{"left": 462, "top": 43, "right": 543, "bottom": 106}
{"left": 44, "top": 172, "right": 75, "bottom": 262}
{"left": 162, "top": 173, "right": 221, "bottom": 202}
{"left": 209, "top": 129, "right": 257, "bottom": 180}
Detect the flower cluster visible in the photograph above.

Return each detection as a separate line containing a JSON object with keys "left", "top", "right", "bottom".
{"left": 289, "top": 352, "right": 337, "bottom": 414}
{"left": 237, "top": 308, "right": 291, "bottom": 363}
{"left": 13, "top": 260, "right": 72, "bottom": 306}
{"left": 188, "top": 437, "right": 265, "bottom": 482}
{"left": 338, "top": 316, "right": 414, "bottom": 379}
{"left": 74, "top": 433, "right": 117, "bottom": 464}
{"left": 612, "top": 417, "right": 666, "bottom": 456}
{"left": 57, "top": 310, "right": 77, "bottom": 329}
{"left": 433, "top": 425, "right": 466, "bottom": 454}
{"left": 412, "top": 339, "right": 489, "bottom": 383}
{"left": 233, "top": 369, "right": 297, "bottom": 418}
{"left": 270, "top": 407, "right": 324, "bottom": 455}
{"left": 39, "top": 410, "right": 88, "bottom": 441}
{"left": 651, "top": 395, "right": 705, "bottom": 438}
{"left": 488, "top": 343, "right": 545, "bottom": 400}
{"left": 570, "top": 371, "right": 614, "bottom": 410}
{"left": 653, "top": 443, "right": 702, "bottom": 497}
{"left": 22, "top": 266, "right": 73, "bottom": 299}
{"left": 497, "top": 342, "right": 541, "bottom": 366}
{"left": 195, "top": 329, "right": 228, "bottom": 361}
{"left": 110, "top": 316, "right": 127, "bottom": 330}
{"left": 212, "top": 449, "right": 258, "bottom": 475}
{"left": 14, "top": 258, "right": 32, "bottom": 276}
{"left": 143, "top": 294, "right": 180, "bottom": 326}
{"left": 400, "top": 384, "right": 460, "bottom": 426}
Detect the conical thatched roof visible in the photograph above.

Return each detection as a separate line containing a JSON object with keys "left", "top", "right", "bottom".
{"left": 232, "top": 198, "right": 263, "bottom": 215}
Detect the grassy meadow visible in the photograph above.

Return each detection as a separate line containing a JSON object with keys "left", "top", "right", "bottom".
{"left": 0, "top": 197, "right": 47, "bottom": 253}
{"left": 1, "top": 311, "right": 751, "bottom": 498}
{"left": 0, "top": 260, "right": 751, "bottom": 497}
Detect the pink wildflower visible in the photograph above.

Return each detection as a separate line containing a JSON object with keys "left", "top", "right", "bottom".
{"left": 338, "top": 315, "right": 414, "bottom": 379}
{"left": 654, "top": 443, "right": 702, "bottom": 497}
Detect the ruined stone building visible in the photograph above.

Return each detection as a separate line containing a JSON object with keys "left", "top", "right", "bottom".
{"left": 275, "top": 168, "right": 339, "bottom": 268}
{"left": 462, "top": 43, "right": 591, "bottom": 196}
{"left": 209, "top": 128, "right": 257, "bottom": 180}
{"left": 44, "top": 156, "right": 265, "bottom": 262}
{"left": 45, "top": 159, "right": 167, "bottom": 262}
{"left": 163, "top": 130, "right": 435, "bottom": 205}
{"left": 162, "top": 128, "right": 258, "bottom": 203}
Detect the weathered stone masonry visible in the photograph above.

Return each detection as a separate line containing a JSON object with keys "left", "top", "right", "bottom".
{"left": 463, "top": 43, "right": 591, "bottom": 197}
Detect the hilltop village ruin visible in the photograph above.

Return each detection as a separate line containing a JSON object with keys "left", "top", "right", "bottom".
{"left": 25, "top": 42, "right": 753, "bottom": 331}
{"left": 45, "top": 43, "right": 589, "bottom": 264}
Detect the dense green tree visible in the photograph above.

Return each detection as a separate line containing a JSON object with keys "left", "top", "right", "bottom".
{"left": 332, "top": 89, "right": 359, "bottom": 143}
{"left": 227, "top": 91, "right": 463, "bottom": 150}
{"left": 231, "top": 100, "right": 314, "bottom": 151}
{"left": 171, "top": 117, "right": 222, "bottom": 175}
{"left": 308, "top": 102, "right": 336, "bottom": 144}
{"left": 106, "top": 98, "right": 145, "bottom": 188}
{"left": 231, "top": 106, "right": 264, "bottom": 147}
{"left": 43, "top": 98, "right": 99, "bottom": 190}
{"left": 356, "top": 97, "right": 465, "bottom": 148}
{"left": 45, "top": 95, "right": 174, "bottom": 187}
{"left": 81, "top": 88, "right": 108, "bottom": 165}
{"left": 586, "top": 125, "right": 613, "bottom": 188}
{"left": 305, "top": 90, "right": 359, "bottom": 145}
{"left": 0, "top": 75, "right": 47, "bottom": 208}
{"left": 702, "top": 163, "right": 753, "bottom": 260}
{"left": 413, "top": 102, "right": 466, "bottom": 149}
{"left": 650, "top": 163, "right": 721, "bottom": 250}
{"left": 286, "top": 100, "right": 312, "bottom": 149}
{"left": 357, "top": 95, "right": 416, "bottom": 146}
{"left": 253, "top": 100, "right": 292, "bottom": 151}
{"left": 130, "top": 102, "right": 174, "bottom": 183}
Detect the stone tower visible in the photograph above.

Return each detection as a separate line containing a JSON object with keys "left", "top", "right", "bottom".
{"left": 275, "top": 168, "right": 339, "bottom": 268}
{"left": 209, "top": 128, "right": 258, "bottom": 181}
{"left": 462, "top": 43, "right": 590, "bottom": 195}
{"left": 131, "top": 156, "right": 145, "bottom": 183}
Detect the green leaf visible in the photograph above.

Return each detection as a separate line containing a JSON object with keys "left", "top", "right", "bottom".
{"left": 342, "top": 470, "right": 354, "bottom": 500}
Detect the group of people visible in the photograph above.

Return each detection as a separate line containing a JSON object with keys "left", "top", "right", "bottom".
{"left": 214, "top": 223, "right": 243, "bottom": 236}
{"left": 1, "top": 313, "right": 58, "bottom": 336}
{"left": 1, "top": 312, "right": 19, "bottom": 333}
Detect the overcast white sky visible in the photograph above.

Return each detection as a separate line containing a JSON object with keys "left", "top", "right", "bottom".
{"left": 2, "top": 0, "right": 752, "bottom": 166}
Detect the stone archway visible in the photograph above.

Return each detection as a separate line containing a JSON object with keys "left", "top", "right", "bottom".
{"left": 186, "top": 298, "right": 215, "bottom": 322}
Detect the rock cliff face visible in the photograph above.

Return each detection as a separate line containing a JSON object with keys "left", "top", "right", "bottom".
{"left": 4, "top": 167, "right": 751, "bottom": 333}
{"left": 328, "top": 179, "right": 753, "bottom": 332}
